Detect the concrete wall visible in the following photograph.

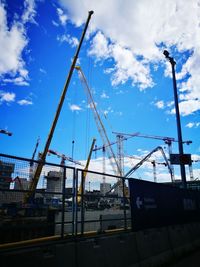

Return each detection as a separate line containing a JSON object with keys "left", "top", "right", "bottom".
{"left": 2, "top": 222, "right": 200, "bottom": 267}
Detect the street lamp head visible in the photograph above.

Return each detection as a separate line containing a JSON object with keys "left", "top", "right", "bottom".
{"left": 163, "top": 50, "right": 170, "bottom": 58}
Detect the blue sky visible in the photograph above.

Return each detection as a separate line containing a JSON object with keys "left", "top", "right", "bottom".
{"left": 0, "top": 0, "right": 200, "bottom": 182}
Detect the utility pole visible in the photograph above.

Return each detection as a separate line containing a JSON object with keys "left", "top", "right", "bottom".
{"left": 163, "top": 50, "right": 187, "bottom": 188}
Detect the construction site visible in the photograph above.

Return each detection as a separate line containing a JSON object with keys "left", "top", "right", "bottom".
{"left": 1, "top": 10, "right": 200, "bottom": 267}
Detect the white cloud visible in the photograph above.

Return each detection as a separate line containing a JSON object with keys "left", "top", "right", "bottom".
{"left": 186, "top": 122, "right": 195, "bottom": 128}
{"left": 0, "top": 91, "right": 16, "bottom": 104}
{"left": 69, "top": 104, "right": 82, "bottom": 111}
{"left": 39, "top": 68, "right": 47, "bottom": 74}
{"left": 57, "top": 34, "right": 78, "bottom": 47}
{"left": 3, "top": 77, "right": 29, "bottom": 86}
{"left": 18, "top": 99, "right": 33, "bottom": 105}
{"left": 169, "top": 99, "right": 200, "bottom": 116}
{"left": 57, "top": 7, "right": 68, "bottom": 26}
{"left": 52, "top": 20, "right": 59, "bottom": 27}
{"left": 58, "top": 0, "right": 200, "bottom": 114}
{"left": 155, "top": 100, "right": 164, "bottom": 109}
{"left": 186, "top": 122, "right": 200, "bottom": 128}
{"left": 22, "top": 0, "right": 37, "bottom": 24}
{"left": 88, "top": 31, "right": 110, "bottom": 60}
{"left": 100, "top": 92, "right": 109, "bottom": 99}
{"left": 0, "top": 1, "right": 36, "bottom": 86}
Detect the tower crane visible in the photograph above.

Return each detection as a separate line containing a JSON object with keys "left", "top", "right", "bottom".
{"left": 113, "top": 131, "right": 192, "bottom": 181}
{"left": 93, "top": 132, "right": 139, "bottom": 176}
{"left": 75, "top": 66, "right": 122, "bottom": 176}
{"left": 23, "top": 11, "right": 93, "bottom": 203}
{"left": 48, "top": 149, "right": 83, "bottom": 166}
{"left": 0, "top": 129, "right": 12, "bottom": 136}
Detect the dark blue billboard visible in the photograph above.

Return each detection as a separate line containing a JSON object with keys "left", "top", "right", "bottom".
{"left": 129, "top": 178, "right": 200, "bottom": 231}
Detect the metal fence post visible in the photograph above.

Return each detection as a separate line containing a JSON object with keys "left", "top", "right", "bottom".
{"left": 81, "top": 170, "right": 85, "bottom": 235}
{"left": 61, "top": 166, "right": 66, "bottom": 238}
{"left": 75, "top": 169, "right": 79, "bottom": 236}
{"left": 122, "top": 178, "right": 127, "bottom": 230}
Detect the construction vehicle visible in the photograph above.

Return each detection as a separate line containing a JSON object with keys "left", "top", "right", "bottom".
{"left": 124, "top": 146, "right": 173, "bottom": 181}
{"left": 48, "top": 149, "right": 83, "bottom": 166}
{"left": 75, "top": 66, "right": 121, "bottom": 176}
{"left": 24, "top": 11, "right": 93, "bottom": 203}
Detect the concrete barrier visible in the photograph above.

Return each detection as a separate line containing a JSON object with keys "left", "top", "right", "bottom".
{"left": 2, "top": 247, "right": 43, "bottom": 267}
{"left": 98, "top": 234, "right": 139, "bottom": 267}
{"left": 2, "top": 222, "right": 200, "bottom": 267}
{"left": 167, "top": 224, "right": 193, "bottom": 257}
{"left": 186, "top": 222, "right": 200, "bottom": 248}
{"left": 135, "top": 227, "right": 173, "bottom": 267}
{"left": 55, "top": 242, "right": 76, "bottom": 267}
{"left": 76, "top": 238, "right": 105, "bottom": 267}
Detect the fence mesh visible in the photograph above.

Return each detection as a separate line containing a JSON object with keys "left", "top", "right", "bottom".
{"left": 0, "top": 153, "right": 131, "bottom": 245}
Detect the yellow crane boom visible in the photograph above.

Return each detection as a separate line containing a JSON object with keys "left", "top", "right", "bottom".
{"left": 77, "top": 138, "right": 96, "bottom": 204}
{"left": 24, "top": 11, "right": 94, "bottom": 203}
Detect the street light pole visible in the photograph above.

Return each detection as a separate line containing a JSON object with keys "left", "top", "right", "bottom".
{"left": 163, "top": 50, "right": 187, "bottom": 188}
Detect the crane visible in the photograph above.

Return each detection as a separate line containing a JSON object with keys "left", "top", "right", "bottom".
{"left": 127, "top": 155, "right": 168, "bottom": 183}
{"left": 93, "top": 132, "right": 139, "bottom": 176}
{"left": 113, "top": 131, "right": 192, "bottom": 181}
{"left": 77, "top": 138, "right": 96, "bottom": 204}
{"left": 5, "top": 176, "right": 24, "bottom": 190}
{"left": 29, "top": 137, "right": 40, "bottom": 180}
{"left": 75, "top": 66, "right": 122, "bottom": 176}
{"left": 24, "top": 11, "right": 93, "bottom": 203}
{"left": 0, "top": 129, "right": 12, "bottom": 136}
{"left": 124, "top": 146, "right": 173, "bottom": 181}
{"left": 107, "top": 148, "right": 172, "bottom": 196}
{"left": 48, "top": 149, "right": 83, "bottom": 166}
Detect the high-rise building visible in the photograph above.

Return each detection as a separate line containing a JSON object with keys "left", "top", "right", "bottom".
{"left": 0, "top": 161, "right": 15, "bottom": 190}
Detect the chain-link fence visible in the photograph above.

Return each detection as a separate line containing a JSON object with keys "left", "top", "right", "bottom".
{"left": 0, "top": 153, "right": 131, "bottom": 245}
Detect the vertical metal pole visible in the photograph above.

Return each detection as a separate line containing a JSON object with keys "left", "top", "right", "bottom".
{"left": 152, "top": 161, "right": 156, "bottom": 183}
{"left": 166, "top": 140, "right": 175, "bottom": 182}
{"left": 163, "top": 51, "right": 187, "bottom": 188}
{"left": 81, "top": 170, "right": 85, "bottom": 235}
{"left": 72, "top": 167, "right": 76, "bottom": 236}
{"left": 75, "top": 169, "right": 78, "bottom": 236}
{"left": 122, "top": 178, "right": 127, "bottom": 230}
{"left": 61, "top": 166, "right": 66, "bottom": 238}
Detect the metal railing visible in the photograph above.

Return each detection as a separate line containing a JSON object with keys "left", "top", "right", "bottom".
{"left": 0, "top": 153, "right": 131, "bottom": 245}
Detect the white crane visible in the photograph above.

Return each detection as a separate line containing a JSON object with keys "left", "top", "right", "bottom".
{"left": 48, "top": 149, "right": 83, "bottom": 166}
{"left": 75, "top": 66, "right": 121, "bottom": 176}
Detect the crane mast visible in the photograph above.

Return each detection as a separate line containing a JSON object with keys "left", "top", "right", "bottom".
{"left": 24, "top": 11, "right": 94, "bottom": 203}
{"left": 75, "top": 66, "right": 122, "bottom": 176}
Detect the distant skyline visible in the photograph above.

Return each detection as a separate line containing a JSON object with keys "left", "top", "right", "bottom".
{"left": 0, "top": 0, "right": 200, "bottom": 182}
